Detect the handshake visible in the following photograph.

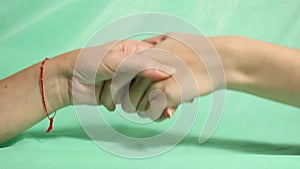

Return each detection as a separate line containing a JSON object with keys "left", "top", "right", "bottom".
{"left": 69, "top": 32, "right": 225, "bottom": 121}
{"left": 2, "top": 31, "right": 298, "bottom": 143}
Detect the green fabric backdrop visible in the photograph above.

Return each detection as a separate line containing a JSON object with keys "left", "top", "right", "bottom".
{"left": 1, "top": 0, "right": 300, "bottom": 168}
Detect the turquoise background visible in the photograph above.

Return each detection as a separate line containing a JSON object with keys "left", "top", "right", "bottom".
{"left": 1, "top": 0, "right": 300, "bottom": 168}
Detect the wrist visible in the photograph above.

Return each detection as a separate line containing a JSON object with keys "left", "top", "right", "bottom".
{"left": 45, "top": 50, "right": 79, "bottom": 110}
{"left": 209, "top": 36, "right": 252, "bottom": 91}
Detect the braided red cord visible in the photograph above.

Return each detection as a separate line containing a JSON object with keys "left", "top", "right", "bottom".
{"left": 40, "top": 58, "right": 56, "bottom": 133}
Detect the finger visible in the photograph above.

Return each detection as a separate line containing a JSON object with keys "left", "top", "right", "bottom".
{"left": 137, "top": 81, "right": 170, "bottom": 113}
{"left": 121, "top": 76, "right": 152, "bottom": 113}
{"left": 138, "top": 68, "right": 174, "bottom": 82}
{"left": 95, "top": 82, "right": 104, "bottom": 105}
{"left": 137, "top": 86, "right": 167, "bottom": 120}
{"left": 137, "top": 78, "right": 181, "bottom": 120}
{"left": 136, "top": 85, "right": 156, "bottom": 113}
{"left": 142, "top": 35, "right": 167, "bottom": 45}
{"left": 145, "top": 91, "right": 168, "bottom": 120}
{"left": 99, "top": 80, "right": 116, "bottom": 111}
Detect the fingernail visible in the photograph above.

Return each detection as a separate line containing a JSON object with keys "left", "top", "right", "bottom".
{"left": 168, "top": 67, "right": 176, "bottom": 75}
{"left": 166, "top": 109, "right": 172, "bottom": 119}
{"left": 162, "top": 108, "right": 173, "bottom": 119}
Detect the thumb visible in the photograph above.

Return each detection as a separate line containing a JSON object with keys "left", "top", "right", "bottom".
{"left": 117, "top": 49, "right": 176, "bottom": 82}
{"left": 138, "top": 64, "right": 176, "bottom": 82}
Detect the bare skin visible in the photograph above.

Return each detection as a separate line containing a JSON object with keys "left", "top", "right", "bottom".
{"left": 0, "top": 40, "right": 172, "bottom": 143}
{"left": 126, "top": 33, "right": 300, "bottom": 119}
{"left": 1, "top": 34, "right": 300, "bottom": 143}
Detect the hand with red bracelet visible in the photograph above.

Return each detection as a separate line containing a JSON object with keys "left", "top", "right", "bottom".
{"left": 69, "top": 40, "right": 175, "bottom": 109}
{"left": 0, "top": 39, "right": 175, "bottom": 143}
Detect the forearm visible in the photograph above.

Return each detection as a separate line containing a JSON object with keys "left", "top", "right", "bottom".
{"left": 0, "top": 52, "right": 74, "bottom": 143}
{"left": 213, "top": 36, "right": 300, "bottom": 107}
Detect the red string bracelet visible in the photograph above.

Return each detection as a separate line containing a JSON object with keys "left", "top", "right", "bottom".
{"left": 40, "top": 58, "right": 56, "bottom": 133}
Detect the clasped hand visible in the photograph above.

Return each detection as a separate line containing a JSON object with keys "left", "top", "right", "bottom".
{"left": 71, "top": 33, "right": 218, "bottom": 121}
